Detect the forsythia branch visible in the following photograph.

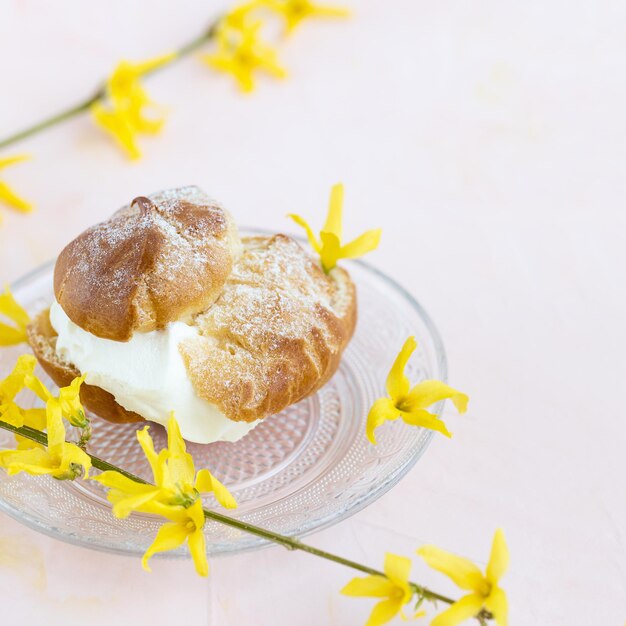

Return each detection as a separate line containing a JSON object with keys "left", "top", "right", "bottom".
{"left": 0, "top": 19, "right": 222, "bottom": 150}
{"left": 0, "top": 417, "right": 493, "bottom": 620}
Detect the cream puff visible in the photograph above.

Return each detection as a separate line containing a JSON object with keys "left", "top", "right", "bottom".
{"left": 27, "top": 186, "right": 356, "bottom": 443}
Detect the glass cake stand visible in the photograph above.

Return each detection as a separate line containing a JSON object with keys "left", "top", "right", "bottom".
{"left": 0, "top": 232, "right": 446, "bottom": 558}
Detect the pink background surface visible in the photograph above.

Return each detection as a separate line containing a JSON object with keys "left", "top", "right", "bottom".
{"left": 1, "top": 1, "right": 625, "bottom": 624}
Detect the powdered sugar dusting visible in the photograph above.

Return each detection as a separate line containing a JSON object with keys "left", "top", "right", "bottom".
{"left": 206, "top": 235, "right": 337, "bottom": 349}
{"left": 55, "top": 186, "right": 240, "bottom": 339}
{"left": 67, "top": 187, "right": 220, "bottom": 300}
{"left": 183, "top": 234, "right": 356, "bottom": 421}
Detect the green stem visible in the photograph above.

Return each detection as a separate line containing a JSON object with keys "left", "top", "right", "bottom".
{"left": 0, "top": 17, "right": 222, "bottom": 150}
{"left": 0, "top": 418, "right": 491, "bottom": 620}
{"left": 0, "top": 420, "right": 143, "bottom": 482}
{"left": 0, "top": 92, "right": 102, "bottom": 149}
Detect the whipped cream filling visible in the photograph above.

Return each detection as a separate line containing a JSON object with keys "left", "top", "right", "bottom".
{"left": 49, "top": 301, "right": 259, "bottom": 444}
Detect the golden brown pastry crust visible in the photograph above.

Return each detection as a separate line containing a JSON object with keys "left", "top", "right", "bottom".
{"left": 180, "top": 234, "right": 357, "bottom": 423}
{"left": 54, "top": 187, "right": 241, "bottom": 341}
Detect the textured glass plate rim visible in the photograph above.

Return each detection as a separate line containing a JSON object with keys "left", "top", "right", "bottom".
{"left": 0, "top": 230, "right": 447, "bottom": 559}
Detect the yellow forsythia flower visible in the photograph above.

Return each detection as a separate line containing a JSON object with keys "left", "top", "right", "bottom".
{"left": 202, "top": 21, "right": 286, "bottom": 93}
{"left": 417, "top": 530, "right": 509, "bottom": 626}
{"left": 341, "top": 553, "right": 425, "bottom": 626}
{"left": 140, "top": 498, "right": 209, "bottom": 576}
{"left": 93, "top": 414, "right": 236, "bottom": 576}
{"left": 12, "top": 414, "right": 47, "bottom": 450}
{"left": 222, "top": 0, "right": 268, "bottom": 31}
{"left": 267, "top": 0, "right": 350, "bottom": 33}
{"left": 0, "top": 155, "right": 33, "bottom": 219}
{"left": 366, "top": 337, "right": 468, "bottom": 444}
{"left": 91, "top": 54, "right": 174, "bottom": 159}
{"left": 1, "top": 362, "right": 87, "bottom": 448}
{"left": 288, "top": 183, "right": 381, "bottom": 273}
{"left": 0, "top": 395, "right": 91, "bottom": 480}
{"left": 26, "top": 371, "right": 89, "bottom": 429}
{"left": 0, "top": 355, "right": 47, "bottom": 451}
{"left": 0, "top": 354, "right": 38, "bottom": 427}
{"left": 0, "top": 285, "right": 31, "bottom": 346}
{"left": 58, "top": 374, "right": 89, "bottom": 429}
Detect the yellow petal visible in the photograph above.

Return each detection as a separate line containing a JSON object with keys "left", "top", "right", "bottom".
{"left": 0, "top": 287, "right": 31, "bottom": 328}
{"left": 272, "top": 0, "right": 350, "bottom": 33}
{"left": 57, "top": 442, "right": 92, "bottom": 478}
{"left": 0, "top": 354, "right": 36, "bottom": 401}
{"left": 0, "top": 324, "right": 28, "bottom": 345}
{"left": 287, "top": 213, "right": 321, "bottom": 252}
{"left": 288, "top": 184, "right": 378, "bottom": 272}
{"left": 340, "top": 228, "right": 382, "bottom": 260}
{"left": 188, "top": 525, "right": 209, "bottom": 577}
{"left": 91, "top": 103, "right": 142, "bottom": 160}
{"left": 13, "top": 354, "right": 37, "bottom": 373}
{"left": 366, "top": 597, "right": 404, "bottom": 626}
{"left": 141, "top": 521, "right": 190, "bottom": 572}
{"left": 138, "top": 499, "right": 189, "bottom": 523}
{"left": 195, "top": 468, "right": 237, "bottom": 509}
{"left": 92, "top": 470, "right": 161, "bottom": 516}
{"left": 58, "top": 374, "right": 87, "bottom": 426}
{"left": 202, "top": 54, "right": 256, "bottom": 93}
{"left": 316, "top": 231, "right": 341, "bottom": 272}
{"left": 133, "top": 52, "right": 177, "bottom": 76}
{"left": 386, "top": 337, "right": 416, "bottom": 402}
{"left": 319, "top": 231, "right": 341, "bottom": 273}
{"left": 59, "top": 373, "right": 85, "bottom": 400}
{"left": 0, "top": 288, "right": 31, "bottom": 345}
{"left": 222, "top": 1, "right": 266, "bottom": 30}
{"left": 110, "top": 489, "right": 165, "bottom": 518}
{"left": 0, "top": 436, "right": 88, "bottom": 479}
{"left": 93, "top": 470, "right": 152, "bottom": 493}
{"left": 323, "top": 182, "right": 344, "bottom": 238}
{"left": 312, "top": 4, "right": 351, "bottom": 18}
{"left": 403, "top": 380, "right": 469, "bottom": 414}
{"left": 105, "top": 54, "right": 174, "bottom": 111}
{"left": 20, "top": 408, "right": 47, "bottom": 430}
{"left": 366, "top": 397, "right": 400, "bottom": 445}
{"left": 188, "top": 498, "right": 206, "bottom": 528}
{"left": 383, "top": 552, "right": 412, "bottom": 589}
{"left": 341, "top": 575, "right": 397, "bottom": 598}
{"left": 430, "top": 594, "right": 485, "bottom": 626}
{"left": 202, "top": 22, "right": 284, "bottom": 92}
{"left": 484, "top": 585, "right": 508, "bottom": 626}
{"left": 0, "top": 154, "right": 31, "bottom": 169}
{"left": 124, "top": 90, "right": 166, "bottom": 134}
{"left": 187, "top": 500, "right": 209, "bottom": 576}
{"left": 0, "top": 447, "right": 54, "bottom": 475}
{"left": 255, "top": 49, "right": 287, "bottom": 79}
{"left": 166, "top": 414, "right": 195, "bottom": 486}
{"left": 416, "top": 546, "right": 485, "bottom": 592}
{"left": 0, "top": 402, "right": 25, "bottom": 427}
{"left": 231, "top": 61, "right": 257, "bottom": 92}
{"left": 0, "top": 182, "right": 32, "bottom": 213}
{"left": 486, "top": 529, "right": 509, "bottom": 585}
{"left": 136, "top": 426, "right": 166, "bottom": 486}
{"left": 400, "top": 409, "right": 452, "bottom": 438}
{"left": 45, "top": 399, "right": 66, "bottom": 450}
{"left": 24, "top": 374, "right": 52, "bottom": 403}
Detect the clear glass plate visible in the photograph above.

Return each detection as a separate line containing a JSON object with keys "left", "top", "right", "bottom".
{"left": 0, "top": 235, "right": 446, "bottom": 559}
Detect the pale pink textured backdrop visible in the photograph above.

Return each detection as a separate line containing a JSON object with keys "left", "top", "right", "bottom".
{"left": 1, "top": 1, "right": 625, "bottom": 624}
